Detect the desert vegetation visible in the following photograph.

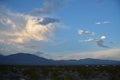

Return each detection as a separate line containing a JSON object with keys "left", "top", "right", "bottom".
{"left": 0, "top": 65, "right": 120, "bottom": 80}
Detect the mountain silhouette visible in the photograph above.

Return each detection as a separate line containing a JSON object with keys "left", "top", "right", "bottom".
{"left": 0, "top": 53, "right": 120, "bottom": 65}
{"left": 0, "top": 53, "right": 54, "bottom": 65}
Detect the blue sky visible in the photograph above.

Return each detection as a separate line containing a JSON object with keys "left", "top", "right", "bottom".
{"left": 0, "top": 0, "right": 120, "bottom": 60}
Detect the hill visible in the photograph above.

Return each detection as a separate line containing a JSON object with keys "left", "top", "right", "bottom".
{"left": 0, "top": 53, "right": 120, "bottom": 65}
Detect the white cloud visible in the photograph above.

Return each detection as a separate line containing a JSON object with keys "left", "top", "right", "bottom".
{"left": 0, "top": 7, "right": 62, "bottom": 54}
{"left": 100, "top": 36, "right": 106, "bottom": 39}
{"left": 55, "top": 48, "right": 120, "bottom": 60}
{"left": 78, "top": 29, "right": 110, "bottom": 48}
{"left": 0, "top": 1, "right": 66, "bottom": 56}
{"left": 78, "top": 29, "right": 95, "bottom": 36}
{"left": 78, "top": 29, "right": 84, "bottom": 35}
{"left": 0, "top": 9, "right": 59, "bottom": 44}
{"left": 79, "top": 38, "right": 94, "bottom": 42}
{"left": 96, "top": 22, "right": 101, "bottom": 24}
{"left": 96, "top": 21, "right": 111, "bottom": 25}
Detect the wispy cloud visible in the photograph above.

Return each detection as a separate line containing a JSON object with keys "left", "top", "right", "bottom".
{"left": 55, "top": 48, "right": 120, "bottom": 60}
{"left": 78, "top": 29, "right": 95, "bottom": 36}
{"left": 96, "top": 21, "right": 111, "bottom": 25}
{"left": 29, "top": 0, "right": 66, "bottom": 14}
{"left": 79, "top": 38, "right": 95, "bottom": 42}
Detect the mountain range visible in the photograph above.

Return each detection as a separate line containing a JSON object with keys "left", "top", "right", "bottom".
{"left": 0, "top": 53, "right": 120, "bottom": 65}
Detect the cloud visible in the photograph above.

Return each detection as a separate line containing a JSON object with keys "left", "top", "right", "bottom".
{"left": 100, "top": 36, "right": 106, "bottom": 39}
{"left": 55, "top": 48, "right": 120, "bottom": 60}
{"left": 29, "top": 0, "right": 66, "bottom": 14}
{"left": 78, "top": 29, "right": 95, "bottom": 36}
{"left": 96, "top": 36, "right": 110, "bottom": 48}
{"left": 0, "top": 1, "right": 66, "bottom": 56}
{"left": 78, "top": 29, "right": 110, "bottom": 48}
{"left": 78, "top": 29, "right": 84, "bottom": 35}
{"left": 0, "top": 9, "right": 60, "bottom": 44}
{"left": 0, "top": 42, "right": 44, "bottom": 56}
{"left": 38, "top": 17, "right": 59, "bottom": 25}
{"left": 96, "top": 21, "right": 111, "bottom": 25}
{"left": 79, "top": 38, "right": 95, "bottom": 42}
{"left": 0, "top": 6, "right": 62, "bottom": 54}
{"left": 96, "top": 39, "right": 109, "bottom": 48}
{"left": 96, "top": 22, "right": 101, "bottom": 25}
{"left": 87, "top": 36, "right": 110, "bottom": 48}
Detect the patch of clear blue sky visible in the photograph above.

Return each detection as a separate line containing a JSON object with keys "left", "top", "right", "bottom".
{"left": 1, "top": 0, "right": 120, "bottom": 56}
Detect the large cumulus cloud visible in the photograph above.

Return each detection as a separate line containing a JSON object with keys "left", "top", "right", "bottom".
{"left": 0, "top": 10, "right": 59, "bottom": 44}
{"left": 0, "top": 6, "right": 61, "bottom": 55}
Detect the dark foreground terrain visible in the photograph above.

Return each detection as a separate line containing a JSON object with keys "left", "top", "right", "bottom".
{"left": 0, "top": 65, "right": 120, "bottom": 80}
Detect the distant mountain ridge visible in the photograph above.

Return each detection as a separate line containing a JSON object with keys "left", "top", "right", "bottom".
{"left": 0, "top": 53, "right": 54, "bottom": 65}
{"left": 0, "top": 53, "right": 120, "bottom": 65}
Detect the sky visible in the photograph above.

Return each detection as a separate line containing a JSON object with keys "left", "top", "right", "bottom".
{"left": 0, "top": 0, "right": 120, "bottom": 60}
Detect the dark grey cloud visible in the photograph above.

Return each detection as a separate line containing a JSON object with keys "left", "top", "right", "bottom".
{"left": 96, "top": 39, "right": 109, "bottom": 48}
{"left": 38, "top": 17, "right": 59, "bottom": 25}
